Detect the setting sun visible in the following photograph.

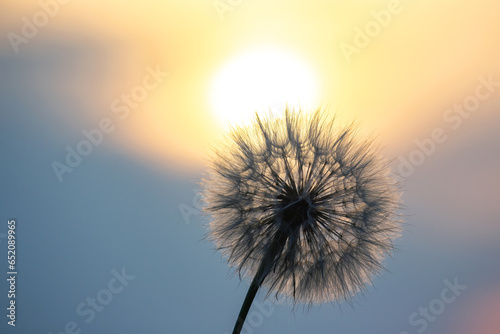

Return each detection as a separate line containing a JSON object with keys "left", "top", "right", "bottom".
{"left": 209, "top": 48, "right": 320, "bottom": 127}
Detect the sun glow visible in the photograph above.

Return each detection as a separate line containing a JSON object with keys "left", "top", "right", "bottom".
{"left": 209, "top": 49, "right": 320, "bottom": 128}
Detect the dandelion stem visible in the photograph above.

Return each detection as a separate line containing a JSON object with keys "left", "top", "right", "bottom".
{"left": 232, "top": 232, "right": 287, "bottom": 334}
{"left": 232, "top": 271, "right": 261, "bottom": 334}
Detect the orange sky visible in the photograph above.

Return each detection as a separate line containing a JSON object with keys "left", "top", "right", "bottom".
{"left": 3, "top": 0, "right": 499, "bottom": 171}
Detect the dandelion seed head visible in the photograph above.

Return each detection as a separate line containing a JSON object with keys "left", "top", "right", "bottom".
{"left": 202, "top": 108, "right": 401, "bottom": 305}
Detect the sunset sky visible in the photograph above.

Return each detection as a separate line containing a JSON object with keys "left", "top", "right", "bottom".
{"left": 1, "top": 1, "right": 499, "bottom": 333}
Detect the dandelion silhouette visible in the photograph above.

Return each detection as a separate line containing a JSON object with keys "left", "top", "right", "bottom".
{"left": 202, "top": 109, "right": 401, "bottom": 334}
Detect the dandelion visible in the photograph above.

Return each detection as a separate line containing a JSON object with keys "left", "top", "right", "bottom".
{"left": 202, "top": 108, "right": 401, "bottom": 334}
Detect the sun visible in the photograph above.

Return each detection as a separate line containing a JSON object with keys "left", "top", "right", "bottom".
{"left": 209, "top": 48, "right": 320, "bottom": 128}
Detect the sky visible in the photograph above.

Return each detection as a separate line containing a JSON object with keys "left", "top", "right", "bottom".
{"left": 0, "top": 0, "right": 499, "bottom": 333}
